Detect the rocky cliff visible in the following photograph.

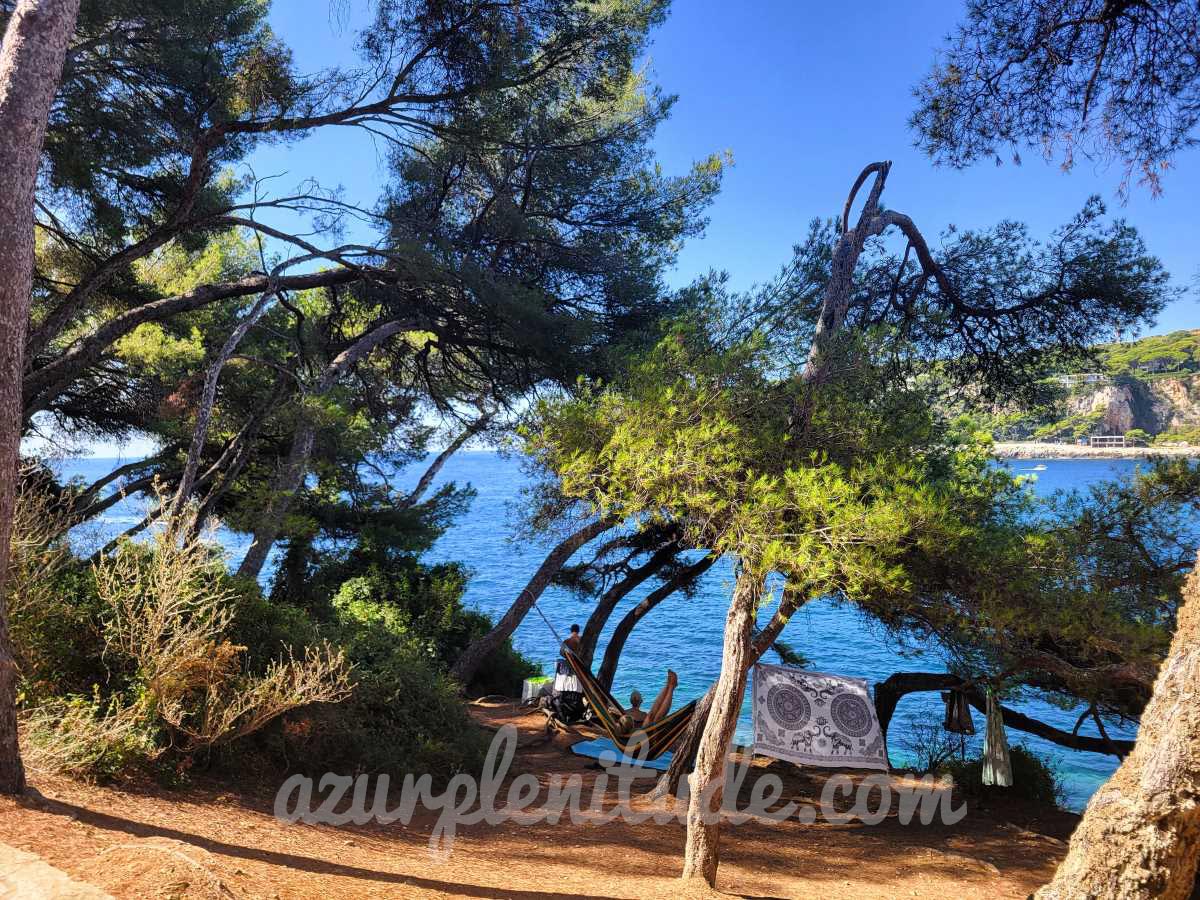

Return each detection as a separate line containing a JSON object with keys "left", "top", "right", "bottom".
{"left": 1062, "top": 374, "right": 1200, "bottom": 436}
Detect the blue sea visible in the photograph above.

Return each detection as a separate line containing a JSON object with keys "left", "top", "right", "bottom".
{"left": 55, "top": 452, "right": 1158, "bottom": 809}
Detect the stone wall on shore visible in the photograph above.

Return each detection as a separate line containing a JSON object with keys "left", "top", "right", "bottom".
{"left": 993, "top": 441, "right": 1199, "bottom": 460}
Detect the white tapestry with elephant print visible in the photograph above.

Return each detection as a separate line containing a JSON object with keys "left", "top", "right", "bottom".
{"left": 751, "top": 663, "right": 888, "bottom": 770}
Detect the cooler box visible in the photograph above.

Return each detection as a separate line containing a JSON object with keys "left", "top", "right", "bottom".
{"left": 522, "top": 675, "right": 553, "bottom": 703}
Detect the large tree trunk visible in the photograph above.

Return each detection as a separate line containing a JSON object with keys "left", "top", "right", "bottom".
{"left": 659, "top": 589, "right": 804, "bottom": 796}
{"left": 799, "top": 161, "right": 890, "bottom": 387}
{"left": 171, "top": 289, "right": 277, "bottom": 519}
{"left": 681, "top": 564, "right": 762, "bottom": 886}
{"left": 235, "top": 417, "right": 316, "bottom": 580}
{"left": 0, "top": 0, "right": 81, "bottom": 797}
{"left": 1035, "top": 556, "right": 1200, "bottom": 900}
{"left": 450, "top": 517, "right": 615, "bottom": 687}
{"left": 597, "top": 554, "right": 716, "bottom": 690}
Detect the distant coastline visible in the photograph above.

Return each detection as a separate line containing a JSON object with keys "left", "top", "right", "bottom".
{"left": 993, "top": 441, "right": 1199, "bottom": 460}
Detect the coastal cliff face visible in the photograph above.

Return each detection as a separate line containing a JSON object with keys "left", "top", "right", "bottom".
{"left": 1065, "top": 382, "right": 1141, "bottom": 433}
{"left": 1150, "top": 375, "right": 1200, "bottom": 431}
{"left": 1064, "top": 374, "right": 1200, "bottom": 435}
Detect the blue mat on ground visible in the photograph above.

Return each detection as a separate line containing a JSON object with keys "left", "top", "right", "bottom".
{"left": 569, "top": 737, "right": 673, "bottom": 771}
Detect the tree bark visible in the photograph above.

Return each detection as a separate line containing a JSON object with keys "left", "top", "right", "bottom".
{"left": 23, "top": 267, "right": 364, "bottom": 415}
{"left": 235, "top": 417, "right": 316, "bottom": 581}
{"left": 73, "top": 448, "right": 175, "bottom": 512}
{"left": 192, "top": 380, "right": 290, "bottom": 535}
{"left": 170, "top": 289, "right": 277, "bottom": 520}
{"left": 450, "top": 517, "right": 616, "bottom": 687}
{"left": 681, "top": 564, "right": 762, "bottom": 886}
{"left": 1035, "top": 555, "right": 1200, "bottom": 900}
{"left": 234, "top": 318, "right": 413, "bottom": 580}
{"left": 659, "top": 589, "right": 805, "bottom": 796}
{"left": 397, "top": 414, "right": 492, "bottom": 510}
{"left": 799, "top": 161, "right": 891, "bottom": 387}
{"left": 0, "top": 0, "right": 81, "bottom": 797}
{"left": 597, "top": 554, "right": 716, "bottom": 690}
{"left": 872, "top": 672, "right": 1134, "bottom": 758}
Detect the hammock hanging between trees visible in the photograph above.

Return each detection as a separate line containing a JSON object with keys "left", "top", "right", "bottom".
{"left": 559, "top": 649, "right": 697, "bottom": 761}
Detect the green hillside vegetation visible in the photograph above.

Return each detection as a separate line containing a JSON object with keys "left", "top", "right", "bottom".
{"left": 1155, "top": 425, "right": 1200, "bottom": 446}
{"left": 1091, "top": 330, "right": 1200, "bottom": 376}
{"left": 965, "top": 332, "right": 1200, "bottom": 442}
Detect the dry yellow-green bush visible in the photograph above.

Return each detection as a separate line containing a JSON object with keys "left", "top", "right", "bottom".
{"left": 23, "top": 695, "right": 156, "bottom": 781}
{"left": 93, "top": 507, "right": 353, "bottom": 754}
{"left": 6, "top": 465, "right": 80, "bottom": 681}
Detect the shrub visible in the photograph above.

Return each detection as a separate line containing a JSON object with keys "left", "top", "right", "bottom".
{"left": 225, "top": 589, "right": 322, "bottom": 671}
{"left": 264, "top": 590, "right": 490, "bottom": 781}
{"left": 23, "top": 694, "right": 157, "bottom": 782}
{"left": 20, "top": 504, "right": 354, "bottom": 781}
{"left": 1155, "top": 425, "right": 1200, "bottom": 446}
{"left": 94, "top": 520, "right": 353, "bottom": 756}
{"left": 11, "top": 480, "right": 502, "bottom": 785}
{"left": 10, "top": 566, "right": 108, "bottom": 701}
{"left": 306, "top": 551, "right": 538, "bottom": 696}
{"left": 940, "top": 744, "right": 1066, "bottom": 807}
{"left": 897, "top": 719, "right": 969, "bottom": 775}
{"left": 6, "top": 469, "right": 108, "bottom": 698}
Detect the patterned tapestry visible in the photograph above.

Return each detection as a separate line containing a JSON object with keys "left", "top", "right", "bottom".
{"left": 751, "top": 663, "right": 888, "bottom": 770}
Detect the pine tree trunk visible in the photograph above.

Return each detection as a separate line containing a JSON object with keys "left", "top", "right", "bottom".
{"left": 0, "top": 0, "right": 81, "bottom": 796}
{"left": 236, "top": 318, "right": 413, "bottom": 581}
{"left": 579, "top": 544, "right": 675, "bottom": 666}
{"left": 659, "top": 589, "right": 802, "bottom": 796}
{"left": 598, "top": 554, "right": 716, "bottom": 690}
{"left": 1035, "top": 555, "right": 1200, "bottom": 899}
{"left": 680, "top": 565, "right": 761, "bottom": 886}
{"left": 171, "top": 290, "right": 276, "bottom": 519}
{"left": 235, "top": 418, "right": 316, "bottom": 580}
{"left": 450, "top": 517, "right": 615, "bottom": 687}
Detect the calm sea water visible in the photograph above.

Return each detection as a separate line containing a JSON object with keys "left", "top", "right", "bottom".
{"left": 56, "top": 453, "right": 1156, "bottom": 809}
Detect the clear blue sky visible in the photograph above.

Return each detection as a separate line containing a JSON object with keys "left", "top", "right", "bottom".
{"left": 253, "top": 0, "right": 1197, "bottom": 334}
{"left": 61, "top": 1, "right": 1197, "bottom": 458}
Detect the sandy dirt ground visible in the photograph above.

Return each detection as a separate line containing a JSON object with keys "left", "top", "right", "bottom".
{"left": 0, "top": 701, "right": 1078, "bottom": 899}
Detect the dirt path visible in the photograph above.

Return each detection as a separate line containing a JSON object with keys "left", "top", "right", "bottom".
{"left": 0, "top": 702, "right": 1075, "bottom": 898}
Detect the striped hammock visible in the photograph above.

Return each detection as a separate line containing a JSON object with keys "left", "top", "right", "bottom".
{"left": 559, "top": 649, "right": 697, "bottom": 761}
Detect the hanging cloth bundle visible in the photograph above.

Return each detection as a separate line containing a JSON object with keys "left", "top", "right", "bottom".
{"left": 981, "top": 687, "right": 1013, "bottom": 787}
{"left": 941, "top": 689, "right": 976, "bottom": 735}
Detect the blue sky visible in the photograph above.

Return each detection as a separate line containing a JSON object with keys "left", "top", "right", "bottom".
{"left": 252, "top": 0, "right": 1197, "bottom": 332}
{"left": 63, "top": 1, "right": 1196, "bottom": 458}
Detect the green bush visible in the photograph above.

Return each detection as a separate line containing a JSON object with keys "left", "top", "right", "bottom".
{"left": 227, "top": 588, "right": 323, "bottom": 671}
{"left": 1155, "top": 426, "right": 1200, "bottom": 446}
{"left": 12, "top": 485, "right": 516, "bottom": 786}
{"left": 940, "top": 744, "right": 1066, "bottom": 807}
{"left": 300, "top": 551, "right": 539, "bottom": 696}
{"left": 11, "top": 566, "right": 109, "bottom": 702}
{"left": 259, "top": 590, "right": 491, "bottom": 780}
